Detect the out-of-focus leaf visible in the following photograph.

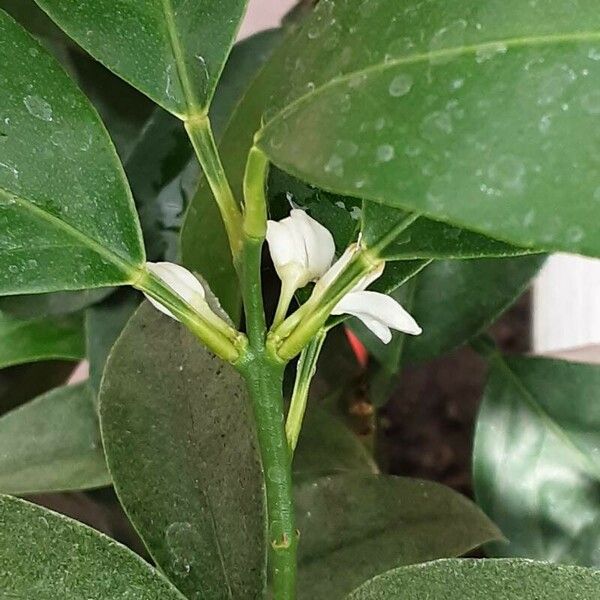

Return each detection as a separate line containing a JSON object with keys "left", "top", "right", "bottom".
{"left": 474, "top": 354, "right": 600, "bottom": 566}
{"left": 0, "top": 310, "right": 84, "bottom": 368}
{"left": 295, "top": 473, "right": 503, "bottom": 600}
{"left": 0, "top": 382, "right": 109, "bottom": 494}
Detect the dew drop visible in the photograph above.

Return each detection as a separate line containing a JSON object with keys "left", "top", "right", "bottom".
{"left": 324, "top": 153, "right": 344, "bottom": 177}
{"left": 23, "top": 95, "right": 53, "bottom": 122}
{"left": 388, "top": 73, "right": 413, "bottom": 97}
{"left": 165, "top": 522, "right": 200, "bottom": 578}
{"left": 8, "top": 265, "right": 18, "bottom": 274}
{"left": 429, "top": 20, "right": 467, "bottom": 65}
{"left": 376, "top": 144, "right": 395, "bottom": 163}
{"left": 475, "top": 42, "right": 507, "bottom": 63}
{"left": 581, "top": 91, "right": 600, "bottom": 115}
{"left": 588, "top": 48, "right": 600, "bottom": 61}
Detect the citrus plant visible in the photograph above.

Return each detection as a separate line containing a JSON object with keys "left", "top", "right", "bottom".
{"left": 1, "top": 1, "right": 600, "bottom": 598}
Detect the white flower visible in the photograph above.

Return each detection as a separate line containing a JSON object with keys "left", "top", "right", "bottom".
{"left": 266, "top": 209, "right": 335, "bottom": 292}
{"left": 318, "top": 246, "right": 422, "bottom": 344}
{"left": 144, "top": 262, "right": 207, "bottom": 321}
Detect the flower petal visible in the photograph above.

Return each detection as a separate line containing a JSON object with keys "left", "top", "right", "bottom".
{"left": 352, "top": 312, "right": 393, "bottom": 344}
{"left": 266, "top": 219, "right": 303, "bottom": 279}
{"left": 145, "top": 262, "right": 206, "bottom": 320}
{"left": 290, "top": 209, "right": 335, "bottom": 279}
{"left": 312, "top": 244, "right": 358, "bottom": 298}
{"left": 332, "top": 290, "right": 422, "bottom": 340}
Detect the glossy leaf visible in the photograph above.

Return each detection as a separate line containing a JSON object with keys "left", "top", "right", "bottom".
{"left": 34, "top": 0, "right": 249, "bottom": 116}
{"left": 85, "top": 289, "right": 140, "bottom": 394}
{"left": 100, "top": 303, "right": 265, "bottom": 600}
{"left": 295, "top": 473, "right": 503, "bottom": 600}
{"left": 293, "top": 406, "right": 378, "bottom": 475}
{"left": 257, "top": 0, "right": 600, "bottom": 258}
{"left": 0, "top": 494, "right": 186, "bottom": 599}
{"left": 0, "top": 12, "right": 145, "bottom": 295}
{"left": 181, "top": 29, "right": 286, "bottom": 318}
{"left": 269, "top": 168, "right": 534, "bottom": 260}
{"left": 0, "top": 382, "right": 109, "bottom": 494}
{"left": 348, "top": 559, "right": 600, "bottom": 599}
{"left": 474, "top": 354, "right": 600, "bottom": 566}
{"left": 402, "top": 254, "right": 545, "bottom": 362}
{"left": 0, "top": 310, "right": 84, "bottom": 368}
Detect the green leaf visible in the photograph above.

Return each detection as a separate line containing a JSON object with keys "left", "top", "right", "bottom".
{"left": 0, "top": 382, "right": 110, "bottom": 494}
{"left": 474, "top": 354, "right": 600, "bottom": 566}
{"left": 257, "top": 0, "right": 600, "bottom": 258}
{"left": 100, "top": 303, "right": 266, "bottom": 600}
{"left": 403, "top": 254, "right": 546, "bottom": 362}
{"left": 85, "top": 289, "right": 140, "bottom": 394}
{"left": 269, "top": 169, "right": 534, "bottom": 260}
{"left": 0, "top": 12, "right": 145, "bottom": 295}
{"left": 293, "top": 406, "right": 378, "bottom": 475}
{"left": 347, "top": 559, "right": 600, "bottom": 599}
{"left": 34, "top": 0, "right": 249, "bottom": 117}
{"left": 0, "top": 310, "right": 84, "bottom": 368}
{"left": 0, "top": 494, "right": 186, "bottom": 599}
{"left": 295, "top": 473, "right": 503, "bottom": 600}
{"left": 0, "top": 288, "right": 112, "bottom": 318}
{"left": 181, "top": 29, "right": 286, "bottom": 319}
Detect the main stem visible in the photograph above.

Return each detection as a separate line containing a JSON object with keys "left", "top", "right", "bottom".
{"left": 238, "top": 147, "right": 297, "bottom": 598}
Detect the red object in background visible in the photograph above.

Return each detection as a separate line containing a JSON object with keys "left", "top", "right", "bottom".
{"left": 345, "top": 327, "right": 369, "bottom": 370}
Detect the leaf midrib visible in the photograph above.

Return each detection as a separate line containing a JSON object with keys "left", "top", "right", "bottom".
{"left": 0, "top": 186, "right": 139, "bottom": 279}
{"left": 260, "top": 29, "right": 600, "bottom": 133}
{"left": 160, "top": 0, "right": 204, "bottom": 118}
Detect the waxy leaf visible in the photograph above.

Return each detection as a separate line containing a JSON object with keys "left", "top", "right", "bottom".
{"left": 0, "top": 494, "right": 186, "bottom": 598}
{"left": 100, "top": 303, "right": 266, "bottom": 600}
{"left": 0, "top": 12, "right": 145, "bottom": 295}
{"left": 348, "top": 559, "right": 600, "bottom": 599}
{"left": 295, "top": 474, "right": 502, "bottom": 600}
{"left": 0, "top": 382, "right": 109, "bottom": 494}
{"left": 0, "top": 310, "right": 84, "bottom": 368}
{"left": 474, "top": 355, "right": 600, "bottom": 566}
{"left": 257, "top": 0, "right": 600, "bottom": 258}
{"left": 34, "top": 0, "right": 249, "bottom": 116}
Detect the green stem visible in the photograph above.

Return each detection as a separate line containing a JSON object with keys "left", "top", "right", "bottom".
{"left": 185, "top": 115, "right": 243, "bottom": 257}
{"left": 136, "top": 268, "right": 243, "bottom": 363}
{"left": 238, "top": 147, "right": 297, "bottom": 598}
{"left": 286, "top": 329, "right": 326, "bottom": 453}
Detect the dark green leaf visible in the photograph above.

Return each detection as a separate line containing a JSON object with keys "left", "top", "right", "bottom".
{"left": 347, "top": 559, "right": 600, "bottom": 599}
{"left": 181, "top": 29, "right": 287, "bottom": 320}
{"left": 405, "top": 254, "right": 546, "bottom": 362}
{"left": 474, "top": 355, "right": 600, "bottom": 566}
{"left": 293, "top": 407, "right": 378, "bottom": 475}
{"left": 295, "top": 473, "right": 503, "bottom": 600}
{"left": 0, "top": 494, "right": 186, "bottom": 598}
{"left": 100, "top": 303, "right": 266, "bottom": 600}
{"left": 0, "top": 288, "right": 112, "bottom": 318}
{"left": 85, "top": 289, "right": 140, "bottom": 394}
{"left": 0, "top": 382, "right": 109, "bottom": 494}
{"left": 34, "top": 0, "right": 249, "bottom": 116}
{"left": 0, "top": 310, "right": 84, "bottom": 368}
{"left": 0, "top": 12, "right": 145, "bottom": 294}
{"left": 257, "top": 0, "right": 600, "bottom": 257}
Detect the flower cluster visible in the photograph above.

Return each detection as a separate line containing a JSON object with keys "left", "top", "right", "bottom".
{"left": 266, "top": 209, "right": 421, "bottom": 343}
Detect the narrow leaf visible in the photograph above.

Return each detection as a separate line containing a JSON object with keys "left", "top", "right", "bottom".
{"left": 0, "top": 494, "right": 186, "bottom": 599}
{"left": 0, "top": 310, "right": 84, "bottom": 368}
